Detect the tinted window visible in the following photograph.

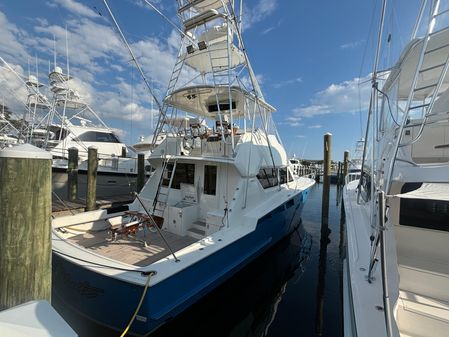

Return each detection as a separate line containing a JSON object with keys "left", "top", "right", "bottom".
{"left": 204, "top": 165, "right": 217, "bottom": 195}
{"left": 78, "top": 131, "right": 120, "bottom": 143}
{"left": 257, "top": 168, "right": 278, "bottom": 189}
{"left": 279, "top": 168, "right": 288, "bottom": 185}
{"left": 162, "top": 163, "right": 195, "bottom": 189}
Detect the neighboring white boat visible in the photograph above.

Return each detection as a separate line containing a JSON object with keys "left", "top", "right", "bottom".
{"left": 343, "top": 1, "right": 449, "bottom": 336}
{"left": 0, "top": 300, "right": 77, "bottom": 337}
{"left": 345, "top": 139, "right": 364, "bottom": 184}
{"left": 28, "top": 66, "right": 146, "bottom": 198}
{"left": 289, "top": 157, "right": 302, "bottom": 176}
{"left": 0, "top": 56, "right": 147, "bottom": 198}
{"left": 51, "top": 1, "right": 315, "bottom": 335}
{"left": 349, "top": 139, "right": 364, "bottom": 172}
{"left": 0, "top": 105, "right": 20, "bottom": 148}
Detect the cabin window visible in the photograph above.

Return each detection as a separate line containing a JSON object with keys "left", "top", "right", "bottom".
{"left": 162, "top": 163, "right": 195, "bottom": 189}
{"left": 208, "top": 101, "right": 236, "bottom": 112}
{"left": 204, "top": 165, "right": 217, "bottom": 195}
{"left": 400, "top": 183, "right": 449, "bottom": 231}
{"left": 288, "top": 169, "right": 294, "bottom": 182}
{"left": 77, "top": 131, "right": 120, "bottom": 143}
{"left": 359, "top": 171, "right": 371, "bottom": 202}
{"left": 257, "top": 168, "right": 278, "bottom": 189}
{"left": 279, "top": 167, "right": 288, "bottom": 185}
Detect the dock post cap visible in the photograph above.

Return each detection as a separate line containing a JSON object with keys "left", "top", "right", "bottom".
{"left": 324, "top": 132, "right": 332, "bottom": 136}
{"left": 0, "top": 143, "right": 52, "bottom": 159}
{"left": 88, "top": 145, "right": 98, "bottom": 150}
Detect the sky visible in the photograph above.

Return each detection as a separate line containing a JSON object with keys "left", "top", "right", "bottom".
{"left": 0, "top": 0, "right": 422, "bottom": 160}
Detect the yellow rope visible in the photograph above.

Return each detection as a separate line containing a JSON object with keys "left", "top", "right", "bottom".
{"left": 119, "top": 272, "right": 152, "bottom": 337}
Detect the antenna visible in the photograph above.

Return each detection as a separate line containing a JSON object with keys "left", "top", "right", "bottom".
{"left": 53, "top": 35, "right": 57, "bottom": 70}
{"left": 102, "top": 0, "right": 162, "bottom": 112}
{"left": 35, "top": 55, "right": 39, "bottom": 87}
{"left": 151, "top": 79, "right": 154, "bottom": 130}
{"left": 239, "top": 0, "right": 244, "bottom": 36}
{"left": 65, "top": 26, "right": 70, "bottom": 79}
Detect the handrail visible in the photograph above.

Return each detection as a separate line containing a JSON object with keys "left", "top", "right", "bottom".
{"left": 357, "top": 0, "right": 388, "bottom": 205}
{"left": 385, "top": 0, "right": 440, "bottom": 193}
{"left": 379, "top": 191, "right": 394, "bottom": 337}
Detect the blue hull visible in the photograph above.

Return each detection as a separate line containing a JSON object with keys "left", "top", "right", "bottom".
{"left": 52, "top": 188, "right": 310, "bottom": 336}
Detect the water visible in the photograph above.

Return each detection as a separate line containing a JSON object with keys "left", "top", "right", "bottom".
{"left": 54, "top": 183, "right": 345, "bottom": 337}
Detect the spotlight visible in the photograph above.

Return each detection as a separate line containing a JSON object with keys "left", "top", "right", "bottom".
{"left": 198, "top": 41, "right": 207, "bottom": 50}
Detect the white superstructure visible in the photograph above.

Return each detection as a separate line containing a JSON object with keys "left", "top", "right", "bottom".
{"left": 344, "top": 2, "right": 449, "bottom": 337}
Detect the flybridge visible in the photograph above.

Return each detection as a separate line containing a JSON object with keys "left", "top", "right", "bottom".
{"left": 149, "top": 0, "right": 278, "bottom": 157}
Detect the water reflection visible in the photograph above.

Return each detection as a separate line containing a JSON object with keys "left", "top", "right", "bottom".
{"left": 315, "top": 208, "right": 331, "bottom": 335}
{"left": 152, "top": 226, "right": 312, "bottom": 337}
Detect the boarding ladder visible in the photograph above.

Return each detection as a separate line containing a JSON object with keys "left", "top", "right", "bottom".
{"left": 385, "top": 0, "right": 449, "bottom": 190}
{"left": 152, "top": 158, "right": 177, "bottom": 219}
{"left": 400, "top": 0, "right": 449, "bottom": 143}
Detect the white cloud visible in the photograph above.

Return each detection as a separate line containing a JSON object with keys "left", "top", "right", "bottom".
{"left": 243, "top": 0, "right": 278, "bottom": 29}
{"left": 340, "top": 39, "right": 364, "bottom": 50}
{"left": 0, "top": 11, "right": 31, "bottom": 63}
{"left": 33, "top": 19, "right": 125, "bottom": 75}
{"left": 308, "top": 124, "right": 322, "bottom": 129}
{"left": 48, "top": 0, "right": 98, "bottom": 18}
{"left": 286, "top": 75, "right": 371, "bottom": 125}
{"left": 273, "top": 77, "right": 302, "bottom": 89}
{"left": 261, "top": 19, "right": 282, "bottom": 35}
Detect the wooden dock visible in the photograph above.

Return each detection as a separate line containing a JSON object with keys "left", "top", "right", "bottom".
{"left": 52, "top": 194, "right": 134, "bottom": 216}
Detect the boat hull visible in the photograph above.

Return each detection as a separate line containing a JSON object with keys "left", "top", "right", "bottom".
{"left": 52, "top": 167, "right": 142, "bottom": 199}
{"left": 52, "top": 188, "right": 310, "bottom": 336}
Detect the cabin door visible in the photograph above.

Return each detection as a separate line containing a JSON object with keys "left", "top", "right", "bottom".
{"left": 200, "top": 164, "right": 219, "bottom": 219}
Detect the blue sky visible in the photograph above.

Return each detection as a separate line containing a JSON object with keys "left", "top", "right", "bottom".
{"left": 0, "top": 0, "right": 421, "bottom": 159}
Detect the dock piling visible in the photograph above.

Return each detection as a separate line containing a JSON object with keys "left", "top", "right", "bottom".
{"left": 86, "top": 146, "right": 98, "bottom": 211}
{"left": 67, "top": 147, "right": 78, "bottom": 202}
{"left": 0, "top": 144, "right": 52, "bottom": 310}
{"left": 343, "top": 150, "right": 349, "bottom": 181}
{"left": 137, "top": 153, "right": 145, "bottom": 192}
{"left": 321, "top": 133, "right": 332, "bottom": 226}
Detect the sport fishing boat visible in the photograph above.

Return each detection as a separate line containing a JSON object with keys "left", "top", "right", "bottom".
{"left": 26, "top": 64, "right": 145, "bottom": 198}
{"left": 345, "top": 139, "right": 364, "bottom": 184}
{"left": 0, "top": 113, "right": 20, "bottom": 148}
{"left": 0, "top": 55, "right": 145, "bottom": 198}
{"left": 343, "top": 1, "right": 449, "bottom": 336}
{"left": 51, "top": 0, "right": 315, "bottom": 335}
{"left": 289, "top": 157, "right": 302, "bottom": 176}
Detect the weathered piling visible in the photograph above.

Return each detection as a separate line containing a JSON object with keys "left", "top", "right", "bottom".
{"left": 321, "top": 133, "right": 332, "bottom": 226}
{"left": 86, "top": 146, "right": 98, "bottom": 211}
{"left": 0, "top": 144, "right": 52, "bottom": 310}
{"left": 121, "top": 146, "right": 127, "bottom": 158}
{"left": 67, "top": 147, "right": 78, "bottom": 202}
{"left": 137, "top": 153, "right": 145, "bottom": 192}
{"left": 343, "top": 150, "right": 349, "bottom": 180}
{"left": 336, "top": 161, "right": 342, "bottom": 187}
